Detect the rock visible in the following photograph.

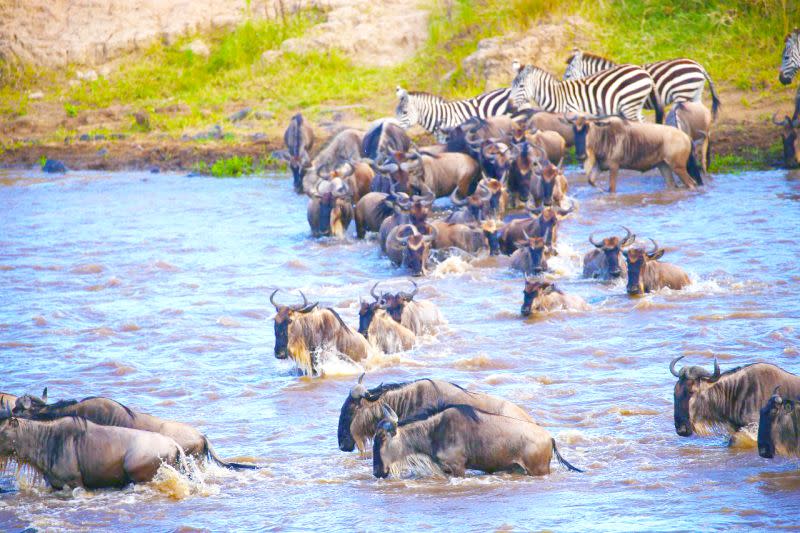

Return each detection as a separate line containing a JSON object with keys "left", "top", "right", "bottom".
{"left": 64, "top": 137, "right": 71, "bottom": 145}
{"left": 254, "top": 111, "right": 274, "bottom": 120}
{"left": 76, "top": 69, "right": 98, "bottom": 82}
{"left": 183, "top": 39, "right": 210, "bottom": 57}
{"left": 181, "top": 134, "right": 191, "bottom": 142}
{"left": 155, "top": 103, "right": 190, "bottom": 114}
{"left": 208, "top": 124, "right": 223, "bottom": 139}
{"left": 110, "top": 133, "right": 127, "bottom": 140}
{"left": 29, "top": 91, "right": 44, "bottom": 100}
{"left": 260, "top": 50, "right": 282, "bottom": 64}
{"left": 133, "top": 111, "right": 150, "bottom": 130}
{"left": 97, "top": 148, "right": 108, "bottom": 157}
{"left": 79, "top": 133, "right": 91, "bottom": 142}
{"left": 461, "top": 17, "right": 592, "bottom": 87}
{"left": 94, "top": 134, "right": 106, "bottom": 141}
{"left": 149, "top": 167, "right": 160, "bottom": 174}
{"left": 98, "top": 65, "right": 112, "bottom": 78}
{"left": 228, "top": 107, "right": 252, "bottom": 122}
{"left": 250, "top": 132, "right": 267, "bottom": 141}
{"left": 42, "top": 159, "right": 67, "bottom": 173}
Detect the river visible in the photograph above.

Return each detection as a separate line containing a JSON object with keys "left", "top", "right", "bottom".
{"left": 1, "top": 167, "right": 800, "bottom": 531}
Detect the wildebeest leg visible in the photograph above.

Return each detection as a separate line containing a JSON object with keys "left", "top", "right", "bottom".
{"left": 607, "top": 165, "right": 620, "bottom": 193}
{"left": 672, "top": 162, "right": 697, "bottom": 189}
{"left": 586, "top": 164, "right": 600, "bottom": 188}
{"left": 657, "top": 162, "right": 678, "bottom": 188}
{"left": 124, "top": 453, "right": 164, "bottom": 484}
{"left": 436, "top": 450, "right": 467, "bottom": 477}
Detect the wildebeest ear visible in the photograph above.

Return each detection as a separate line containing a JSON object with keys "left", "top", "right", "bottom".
{"left": 42, "top": 387, "right": 48, "bottom": 403}
{"left": 649, "top": 249, "right": 665, "bottom": 261}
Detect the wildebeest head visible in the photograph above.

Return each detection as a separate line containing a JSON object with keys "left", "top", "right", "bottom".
{"left": 409, "top": 188, "right": 435, "bottom": 227}
{"left": 270, "top": 290, "right": 319, "bottom": 359}
{"left": 313, "top": 178, "right": 352, "bottom": 236}
{"left": 396, "top": 225, "right": 436, "bottom": 276}
{"left": 589, "top": 226, "right": 635, "bottom": 278}
{"left": 0, "top": 399, "right": 20, "bottom": 456}
{"left": 482, "top": 219, "right": 501, "bottom": 256}
{"left": 478, "top": 141, "right": 519, "bottom": 183}
{"left": 669, "top": 355, "right": 722, "bottom": 437}
{"left": 480, "top": 178, "right": 505, "bottom": 216}
{"left": 381, "top": 279, "right": 417, "bottom": 322}
{"left": 773, "top": 113, "right": 800, "bottom": 168}
{"left": 536, "top": 160, "right": 565, "bottom": 208}
{"left": 358, "top": 282, "right": 389, "bottom": 337}
{"left": 779, "top": 30, "right": 800, "bottom": 85}
{"left": 622, "top": 238, "right": 664, "bottom": 295}
{"left": 521, "top": 279, "right": 559, "bottom": 317}
{"left": 515, "top": 233, "right": 548, "bottom": 275}
{"left": 372, "top": 404, "right": 400, "bottom": 478}
{"left": 526, "top": 202, "right": 574, "bottom": 248}
{"left": 450, "top": 185, "right": 489, "bottom": 222}
{"left": 337, "top": 373, "right": 384, "bottom": 451}
{"left": 758, "top": 386, "right": 795, "bottom": 458}
{"left": 563, "top": 112, "right": 590, "bottom": 161}
{"left": 10, "top": 388, "right": 48, "bottom": 416}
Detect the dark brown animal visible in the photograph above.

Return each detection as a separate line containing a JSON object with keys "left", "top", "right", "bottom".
{"left": 385, "top": 224, "right": 437, "bottom": 277}
{"left": 623, "top": 239, "right": 690, "bottom": 295}
{"left": 666, "top": 101, "right": 712, "bottom": 174}
{"left": 758, "top": 387, "right": 800, "bottom": 458}
{"left": 306, "top": 178, "right": 354, "bottom": 238}
{"left": 582, "top": 227, "right": 635, "bottom": 279}
{"left": 274, "top": 113, "right": 315, "bottom": 193}
{"left": 520, "top": 279, "right": 588, "bottom": 316}
{"left": 773, "top": 113, "right": 800, "bottom": 168}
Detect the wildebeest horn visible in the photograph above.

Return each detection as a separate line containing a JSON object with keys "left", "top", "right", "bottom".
{"left": 370, "top": 282, "right": 380, "bottom": 301}
{"left": 350, "top": 373, "right": 368, "bottom": 399}
{"left": 382, "top": 404, "right": 399, "bottom": 425}
{"left": 399, "top": 279, "right": 418, "bottom": 301}
{"left": 557, "top": 199, "right": 576, "bottom": 216}
{"left": 529, "top": 142, "right": 547, "bottom": 163}
{"left": 669, "top": 355, "right": 684, "bottom": 377}
{"left": 358, "top": 372, "right": 365, "bottom": 384}
{"left": 773, "top": 112, "right": 791, "bottom": 127}
{"left": 423, "top": 224, "right": 438, "bottom": 243}
{"left": 588, "top": 231, "right": 603, "bottom": 248}
{"left": 379, "top": 162, "right": 399, "bottom": 174}
{"left": 270, "top": 289, "right": 280, "bottom": 308}
{"left": 522, "top": 229, "right": 531, "bottom": 241}
{"left": 397, "top": 224, "right": 418, "bottom": 246}
{"left": 646, "top": 238, "right": 659, "bottom": 257}
{"left": 42, "top": 387, "right": 48, "bottom": 403}
{"left": 564, "top": 111, "right": 579, "bottom": 124}
{"left": 448, "top": 186, "right": 465, "bottom": 207}
{"left": 620, "top": 226, "right": 635, "bottom": 247}
{"left": 421, "top": 186, "right": 435, "bottom": 206}
{"left": 711, "top": 358, "right": 721, "bottom": 380}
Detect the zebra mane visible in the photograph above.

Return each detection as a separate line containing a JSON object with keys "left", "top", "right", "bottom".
{"left": 406, "top": 91, "right": 445, "bottom": 102}
{"left": 580, "top": 51, "right": 615, "bottom": 64}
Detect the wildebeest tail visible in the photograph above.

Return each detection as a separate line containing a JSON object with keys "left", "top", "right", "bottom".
{"left": 204, "top": 436, "right": 258, "bottom": 470}
{"left": 551, "top": 438, "right": 583, "bottom": 472}
{"left": 686, "top": 149, "right": 703, "bottom": 185}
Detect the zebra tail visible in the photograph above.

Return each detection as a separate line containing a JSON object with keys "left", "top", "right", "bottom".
{"left": 687, "top": 148, "right": 704, "bottom": 185}
{"left": 702, "top": 68, "right": 721, "bottom": 121}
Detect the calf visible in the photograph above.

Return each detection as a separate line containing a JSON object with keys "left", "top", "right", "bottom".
{"left": 521, "top": 280, "right": 588, "bottom": 316}
{"left": 623, "top": 239, "right": 691, "bottom": 295}
{"left": 582, "top": 227, "right": 635, "bottom": 279}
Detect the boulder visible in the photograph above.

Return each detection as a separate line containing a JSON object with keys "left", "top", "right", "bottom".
{"left": 183, "top": 39, "right": 210, "bottom": 57}
{"left": 42, "top": 159, "right": 67, "bottom": 173}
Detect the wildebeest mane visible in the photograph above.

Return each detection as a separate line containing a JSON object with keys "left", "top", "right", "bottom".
{"left": 324, "top": 307, "right": 351, "bottom": 333}
{"left": 371, "top": 197, "right": 395, "bottom": 222}
{"left": 362, "top": 121, "right": 384, "bottom": 159}
{"left": 398, "top": 402, "right": 481, "bottom": 426}
{"left": 83, "top": 396, "right": 137, "bottom": 418}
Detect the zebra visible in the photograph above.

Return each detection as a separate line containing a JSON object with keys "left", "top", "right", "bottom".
{"left": 779, "top": 29, "right": 800, "bottom": 121}
{"left": 563, "top": 49, "right": 721, "bottom": 124}
{"left": 395, "top": 86, "right": 511, "bottom": 140}
{"left": 509, "top": 63, "right": 654, "bottom": 122}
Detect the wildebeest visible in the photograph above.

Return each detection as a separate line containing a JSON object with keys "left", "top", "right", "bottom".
{"left": 623, "top": 239, "right": 691, "bottom": 295}
{"left": 665, "top": 101, "right": 712, "bottom": 173}
{"left": 670, "top": 357, "right": 800, "bottom": 442}
{"left": 569, "top": 114, "right": 703, "bottom": 193}
{"left": 378, "top": 188, "right": 433, "bottom": 251}
{"left": 306, "top": 128, "right": 363, "bottom": 193}
{"left": 337, "top": 376, "right": 533, "bottom": 453}
{"left": 271, "top": 290, "right": 373, "bottom": 375}
{"left": 447, "top": 186, "right": 489, "bottom": 224}
{"left": 307, "top": 178, "right": 353, "bottom": 238}
{"left": 385, "top": 224, "right": 437, "bottom": 276}
{"left": 773, "top": 113, "right": 800, "bottom": 168}
{"left": 403, "top": 151, "right": 481, "bottom": 198}
{"left": 328, "top": 161, "right": 374, "bottom": 203}
{"left": 582, "top": 227, "right": 635, "bottom": 280}
{"left": 362, "top": 119, "right": 413, "bottom": 160}
{"left": 274, "top": 113, "right": 315, "bottom": 193}
{"left": 498, "top": 203, "right": 574, "bottom": 255}
{"left": 0, "top": 403, "right": 183, "bottom": 489}
{"left": 12, "top": 390, "right": 255, "bottom": 470}
{"left": 0, "top": 393, "right": 16, "bottom": 407}
{"left": 758, "top": 387, "right": 800, "bottom": 458}
{"left": 372, "top": 404, "right": 582, "bottom": 477}
{"left": 368, "top": 280, "right": 444, "bottom": 336}
{"left": 362, "top": 308, "right": 415, "bottom": 354}
{"left": 510, "top": 234, "right": 550, "bottom": 275}
{"left": 521, "top": 279, "right": 588, "bottom": 317}
{"left": 431, "top": 219, "right": 499, "bottom": 256}
{"left": 529, "top": 155, "right": 569, "bottom": 209}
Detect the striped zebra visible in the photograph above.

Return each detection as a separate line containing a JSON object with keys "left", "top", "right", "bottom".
{"left": 779, "top": 29, "right": 800, "bottom": 121}
{"left": 395, "top": 86, "right": 511, "bottom": 139}
{"left": 509, "top": 63, "right": 654, "bottom": 122}
{"left": 563, "top": 50, "right": 721, "bottom": 123}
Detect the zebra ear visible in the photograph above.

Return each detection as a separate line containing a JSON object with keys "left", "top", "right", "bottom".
{"left": 511, "top": 60, "right": 521, "bottom": 73}
{"left": 396, "top": 86, "right": 408, "bottom": 99}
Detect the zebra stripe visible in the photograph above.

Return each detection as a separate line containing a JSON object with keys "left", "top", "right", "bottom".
{"left": 395, "top": 87, "right": 511, "bottom": 135}
{"left": 564, "top": 51, "right": 721, "bottom": 120}
{"left": 510, "top": 64, "right": 654, "bottom": 122}
{"left": 780, "top": 29, "right": 800, "bottom": 121}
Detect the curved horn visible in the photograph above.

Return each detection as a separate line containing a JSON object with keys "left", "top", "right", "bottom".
{"left": 529, "top": 142, "right": 547, "bottom": 163}
{"left": 620, "top": 226, "right": 635, "bottom": 247}
{"left": 669, "top": 355, "right": 684, "bottom": 378}
{"left": 711, "top": 358, "right": 721, "bottom": 380}
{"left": 270, "top": 288, "right": 280, "bottom": 308}
{"left": 647, "top": 238, "right": 659, "bottom": 257}
{"left": 422, "top": 186, "right": 435, "bottom": 206}
{"left": 450, "top": 187, "right": 468, "bottom": 206}
{"left": 358, "top": 372, "right": 365, "bottom": 384}
{"left": 522, "top": 229, "right": 531, "bottom": 242}
{"left": 588, "top": 231, "right": 603, "bottom": 248}
{"left": 382, "top": 404, "right": 399, "bottom": 425}
{"left": 423, "top": 223, "right": 438, "bottom": 243}
{"left": 370, "top": 282, "right": 380, "bottom": 301}
{"left": 400, "top": 279, "right": 418, "bottom": 300}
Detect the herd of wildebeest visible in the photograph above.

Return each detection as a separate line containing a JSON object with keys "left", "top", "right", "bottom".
{"left": 2, "top": 36, "right": 800, "bottom": 492}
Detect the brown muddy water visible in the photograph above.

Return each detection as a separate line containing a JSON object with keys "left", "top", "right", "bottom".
{"left": 1, "top": 167, "right": 800, "bottom": 531}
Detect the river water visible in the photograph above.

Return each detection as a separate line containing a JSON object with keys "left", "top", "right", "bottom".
{"left": 1, "top": 167, "right": 800, "bottom": 531}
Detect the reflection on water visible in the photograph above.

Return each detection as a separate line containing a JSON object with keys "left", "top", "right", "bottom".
{"left": 1, "top": 168, "right": 800, "bottom": 530}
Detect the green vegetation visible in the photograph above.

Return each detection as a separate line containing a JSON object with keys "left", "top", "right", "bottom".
{"left": 709, "top": 141, "right": 784, "bottom": 173}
